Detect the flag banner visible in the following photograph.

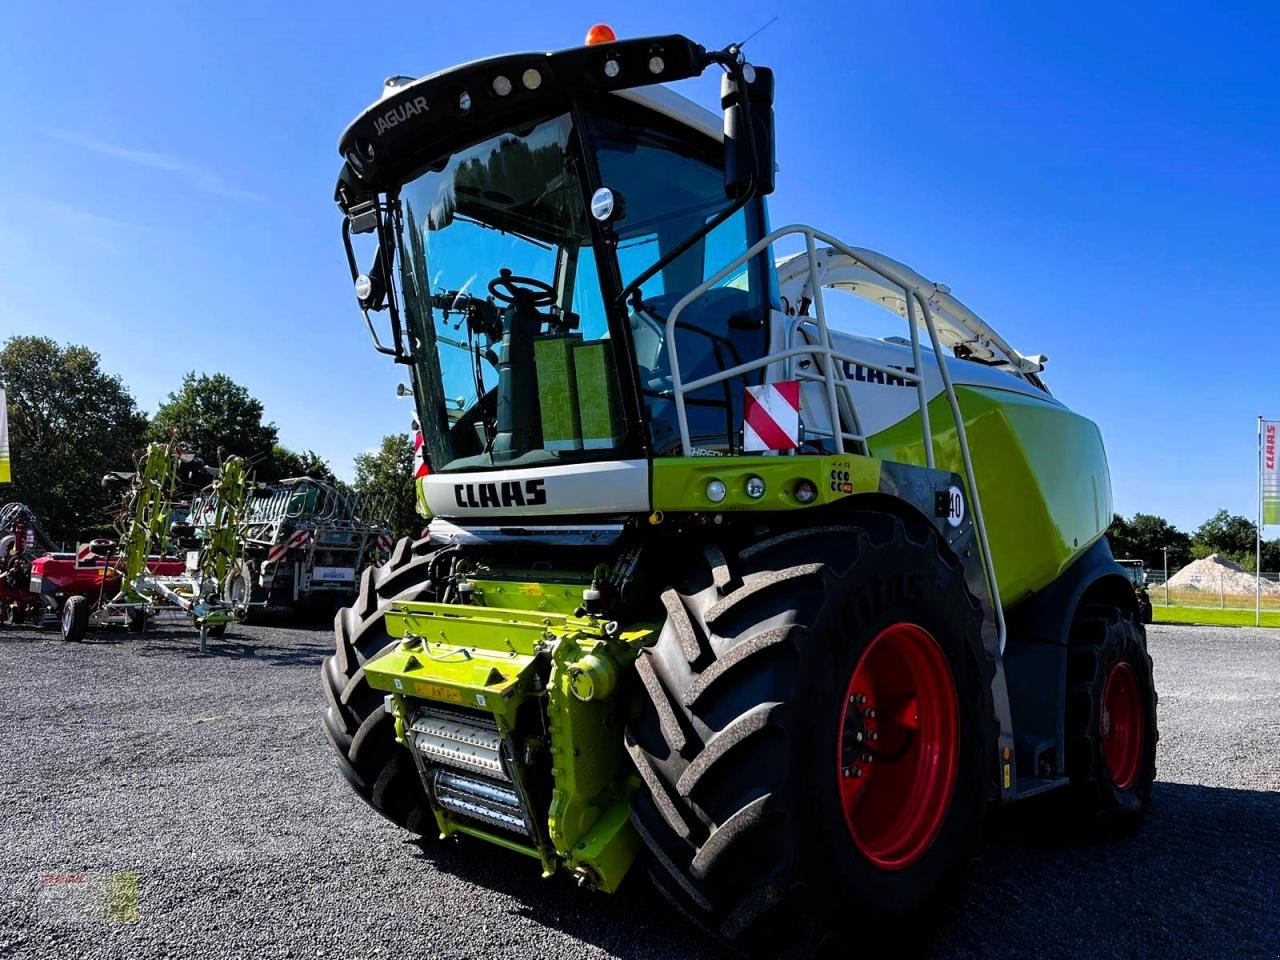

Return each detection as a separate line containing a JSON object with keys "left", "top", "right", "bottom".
{"left": 0, "top": 389, "right": 10, "bottom": 483}
{"left": 1264, "top": 420, "right": 1280, "bottom": 526}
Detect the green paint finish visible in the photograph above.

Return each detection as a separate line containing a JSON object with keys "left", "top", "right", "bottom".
{"left": 450, "top": 823, "right": 544, "bottom": 861}
{"left": 535, "top": 336, "right": 584, "bottom": 451}
{"left": 467, "top": 576, "right": 589, "bottom": 615}
{"left": 651, "top": 454, "right": 880, "bottom": 513}
{"left": 565, "top": 797, "right": 642, "bottom": 892}
{"left": 544, "top": 629, "right": 641, "bottom": 890}
{"left": 868, "top": 386, "right": 1112, "bottom": 605}
{"left": 574, "top": 341, "right": 623, "bottom": 449}
{"left": 370, "top": 596, "right": 654, "bottom": 890}
{"left": 365, "top": 604, "right": 545, "bottom": 715}
{"left": 415, "top": 476, "right": 430, "bottom": 519}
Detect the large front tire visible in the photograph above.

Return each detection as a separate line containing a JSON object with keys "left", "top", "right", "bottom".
{"left": 627, "top": 515, "right": 997, "bottom": 958}
{"left": 321, "top": 536, "right": 437, "bottom": 834}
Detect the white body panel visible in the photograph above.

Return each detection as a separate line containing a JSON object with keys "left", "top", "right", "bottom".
{"left": 818, "top": 327, "right": 1060, "bottom": 438}
{"left": 423, "top": 459, "right": 650, "bottom": 519}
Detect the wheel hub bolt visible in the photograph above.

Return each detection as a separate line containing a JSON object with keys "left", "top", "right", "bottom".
{"left": 865, "top": 709, "right": 876, "bottom": 719}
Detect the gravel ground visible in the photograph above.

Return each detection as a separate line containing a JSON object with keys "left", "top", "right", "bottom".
{"left": 0, "top": 620, "right": 1276, "bottom": 959}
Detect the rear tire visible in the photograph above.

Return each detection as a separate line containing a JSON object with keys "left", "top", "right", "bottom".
{"left": 61, "top": 595, "right": 90, "bottom": 643}
{"left": 627, "top": 515, "right": 997, "bottom": 958}
{"left": 321, "top": 535, "right": 439, "bottom": 834}
{"left": 1065, "top": 604, "right": 1157, "bottom": 832}
{"left": 12, "top": 605, "right": 26, "bottom": 625}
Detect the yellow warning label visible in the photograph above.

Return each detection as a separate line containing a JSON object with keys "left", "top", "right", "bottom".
{"left": 418, "top": 683, "right": 463, "bottom": 704}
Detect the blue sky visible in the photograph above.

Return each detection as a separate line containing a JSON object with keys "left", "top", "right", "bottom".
{"left": 1, "top": 1, "right": 1276, "bottom": 533}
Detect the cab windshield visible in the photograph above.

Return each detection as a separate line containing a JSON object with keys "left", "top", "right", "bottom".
{"left": 397, "top": 102, "right": 771, "bottom": 473}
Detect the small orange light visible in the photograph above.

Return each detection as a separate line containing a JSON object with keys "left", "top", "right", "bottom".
{"left": 585, "top": 23, "right": 616, "bottom": 45}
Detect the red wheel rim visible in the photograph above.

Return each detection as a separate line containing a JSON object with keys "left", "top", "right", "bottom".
{"left": 1101, "top": 661, "right": 1144, "bottom": 790}
{"left": 836, "top": 622, "right": 959, "bottom": 870}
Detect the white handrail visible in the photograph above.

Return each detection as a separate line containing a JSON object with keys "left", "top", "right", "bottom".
{"left": 662, "top": 223, "right": 1006, "bottom": 652}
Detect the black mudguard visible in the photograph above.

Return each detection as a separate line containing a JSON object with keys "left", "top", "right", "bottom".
{"left": 1002, "top": 536, "right": 1138, "bottom": 781}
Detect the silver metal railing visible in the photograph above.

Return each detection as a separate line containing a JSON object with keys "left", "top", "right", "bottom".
{"left": 664, "top": 223, "right": 1007, "bottom": 651}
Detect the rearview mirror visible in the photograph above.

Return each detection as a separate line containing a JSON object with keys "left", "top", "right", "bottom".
{"left": 722, "top": 65, "right": 776, "bottom": 199}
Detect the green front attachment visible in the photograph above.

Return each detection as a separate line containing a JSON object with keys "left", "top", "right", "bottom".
{"left": 364, "top": 600, "right": 654, "bottom": 892}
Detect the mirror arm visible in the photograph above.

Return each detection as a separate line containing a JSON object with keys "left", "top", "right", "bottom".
{"left": 379, "top": 199, "right": 414, "bottom": 365}
{"left": 341, "top": 204, "right": 414, "bottom": 365}
{"left": 341, "top": 216, "right": 398, "bottom": 357}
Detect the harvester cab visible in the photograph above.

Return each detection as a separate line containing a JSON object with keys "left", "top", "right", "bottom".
{"left": 326, "top": 28, "right": 1156, "bottom": 957}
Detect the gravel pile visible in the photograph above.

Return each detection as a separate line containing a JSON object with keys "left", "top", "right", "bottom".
{"left": 0, "top": 619, "right": 1276, "bottom": 959}
{"left": 1167, "top": 554, "right": 1280, "bottom": 595}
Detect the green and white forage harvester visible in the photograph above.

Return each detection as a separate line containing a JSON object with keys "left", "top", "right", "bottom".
{"left": 326, "top": 25, "right": 1156, "bottom": 956}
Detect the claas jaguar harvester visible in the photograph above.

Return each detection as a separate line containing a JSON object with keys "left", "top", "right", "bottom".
{"left": 324, "top": 26, "right": 1157, "bottom": 957}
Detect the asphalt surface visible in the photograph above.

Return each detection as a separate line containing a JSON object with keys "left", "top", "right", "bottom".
{"left": 0, "top": 619, "right": 1276, "bottom": 959}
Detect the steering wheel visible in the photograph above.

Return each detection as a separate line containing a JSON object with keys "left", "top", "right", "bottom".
{"left": 487, "top": 269, "right": 555, "bottom": 308}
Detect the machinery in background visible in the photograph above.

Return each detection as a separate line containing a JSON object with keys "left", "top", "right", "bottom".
{"left": 1117, "top": 558, "right": 1155, "bottom": 623}
{"left": 33, "top": 442, "right": 254, "bottom": 650}
{"left": 238, "top": 477, "right": 392, "bottom": 616}
{"left": 0, "top": 502, "right": 56, "bottom": 624}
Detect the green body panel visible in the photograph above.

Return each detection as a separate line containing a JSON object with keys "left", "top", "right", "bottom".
{"left": 368, "top": 600, "right": 654, "bottom": 891}
{"left": 466, "top": 571, "right": 592, "bottom": 615}
{"left": 868, "top": 385, "right": 1112, "bottom": 605}
{"left": 651, "top": 454, "right": 880, "bottom": 513}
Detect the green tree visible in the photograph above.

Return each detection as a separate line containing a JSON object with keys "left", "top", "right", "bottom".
{"left": 148, "top": 372, "right": 278, "bottom": 470}
{"left": 266, "top": 445, "right": 339, "bottom": 485}
{"left": 1262, "top": 538, "right": 1280, "bottom": 574}
{"left": 1107, "top": 512, "right": 1192, "bottom": 570}
{"left": 353, "top": 434, "right": 419, "bottom": 540}
{"left": 0, "top": 336, "right": 148, "bottom": 540}
{"left": 1192, "top": 509, "right": 1257, "bottom": 565}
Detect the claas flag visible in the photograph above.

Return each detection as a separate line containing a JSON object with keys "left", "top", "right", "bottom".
{"left": 1264, "top": 420, "right": 1279, "bottom": 526}
{"left": 0, "top": 389, "right": 10, "bottom": 483}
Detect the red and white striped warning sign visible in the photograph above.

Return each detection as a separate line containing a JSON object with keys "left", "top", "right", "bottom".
{"left": 267, "top": 528, "right": 311, "bottom": 565}
{"left": 743, "top": 381, "right": 802, "bottom": 452}
{"left": 412, "top": 418, "right": 430, "bottom": 479}
{"left": 371, "top": 532, "right": 393, "bottom": 567}
{"left": 76, "top": 539, "right": 112, "bottom": 566}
